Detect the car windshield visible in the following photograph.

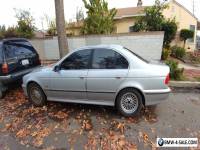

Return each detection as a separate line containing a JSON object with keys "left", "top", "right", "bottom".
{"left": 124, "top": 47, "right": 149, "bottom": 63}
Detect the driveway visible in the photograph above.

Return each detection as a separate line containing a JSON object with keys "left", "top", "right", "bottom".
{"left": 0, "top": 87, "right": 200, "bottom": 150}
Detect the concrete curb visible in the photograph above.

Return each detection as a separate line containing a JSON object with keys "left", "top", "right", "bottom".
{"left": 169, "top": 81, "right": 200, "bottom": 88}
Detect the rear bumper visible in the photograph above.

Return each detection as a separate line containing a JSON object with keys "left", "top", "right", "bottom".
{"left": 0, "top": 66, "right": 41, "bottom": 83}
{"left": 144, "top": 88, "right": 171, "bottom": 106}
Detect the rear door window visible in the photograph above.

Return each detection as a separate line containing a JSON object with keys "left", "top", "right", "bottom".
{"left": 92, "top": 49, "right": 128, "bottom": 69}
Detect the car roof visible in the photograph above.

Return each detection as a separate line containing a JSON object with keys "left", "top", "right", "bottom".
{"left": 1, "top": 38, "right": 29, "bottom": 43}
{"left": 77, "top": 44, "right": 124, "bottom": 51}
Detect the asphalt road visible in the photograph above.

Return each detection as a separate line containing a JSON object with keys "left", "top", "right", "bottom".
{"left": 0, "top": 88, "right": 200, "bottom": 150}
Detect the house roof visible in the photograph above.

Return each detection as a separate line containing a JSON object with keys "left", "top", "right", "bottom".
{"left": 171, "top": 0, "right": 198, "bottom": 20}
{"left": 114, "top": 0, "right": 198, "bottom": 20}
{"left": 114, "top": 6, "right": 146, "bottom": 19}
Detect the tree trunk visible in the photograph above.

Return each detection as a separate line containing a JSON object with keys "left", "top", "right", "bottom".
{"left": 54, "top": 0, "right": 68, "bottom": 58}
{"left": 183, "top": 40, "right": 186, "bottom": 48}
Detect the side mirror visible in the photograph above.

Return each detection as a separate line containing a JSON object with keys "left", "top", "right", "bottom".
{"left": 54, "top": 65, "right": 60, "bottom": 72}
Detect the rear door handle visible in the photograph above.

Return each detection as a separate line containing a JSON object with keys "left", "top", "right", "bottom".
{"left": 80, "top": 77, "right": 84, "bottom": 79}
{"left": 115, "top": 77, "right": 121, "bottom": 79}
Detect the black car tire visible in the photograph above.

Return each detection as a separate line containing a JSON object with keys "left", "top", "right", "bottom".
{"left": 116, "top": 88, "right": 143, "bottom": 117}
{"left": 27, "top": 82, "right": 46, "bottom": 107}
{"left": 0, "top": 90, "right": 3, "bottom": 99}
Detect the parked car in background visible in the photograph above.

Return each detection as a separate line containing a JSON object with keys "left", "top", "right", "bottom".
{"left": 22, "top": 45, "right": 170, "bottom": 116}
{"left": 0, "top": 38, "right": 41, "bottom": 98}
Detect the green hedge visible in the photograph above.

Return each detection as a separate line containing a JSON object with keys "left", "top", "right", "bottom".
{"left": 171, "top": 46, "right": 186, "bottom": 59}
{"left": 165, "top": 60, "right": 184, "bottom": 80}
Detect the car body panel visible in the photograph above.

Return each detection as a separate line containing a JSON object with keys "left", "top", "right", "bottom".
{"left": 22, "top": 45, "right": 171, "bottom": 107}
{"left": 48, "top": 69, "right": 88, "bottom": 100}
{"left": 86, "top": 69, "right": 128, "bottom": 103}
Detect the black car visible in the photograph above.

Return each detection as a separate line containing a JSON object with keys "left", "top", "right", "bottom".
{"left": 0, "top": 38, "right": 41, "bottom": 98}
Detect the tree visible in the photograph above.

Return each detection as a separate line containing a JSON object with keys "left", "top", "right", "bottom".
{"left": 180, "top": 29, "right": 194, "bottom": 48}
{"left": 76, "top": 7, "right": 84, "bottom": 22}
{"left": 0, "top": 25, "right": 19, "bottom": 39}
{"left": 14, "top": 9, "right": 36, "bottom": 38}
{"left": 54, "top": 0, "right": 68, "bottom": 58}
{"left": 161, "top": 19, "right": 177, "bottom": 48}
{"left": 81, "top": 0, "right": 117, "bottom": 35}
{"left": 45, "top": 15, "right": 57, "bottom": 36}
{"left": 132, "top": 0, "right": 167, "bottom": 31}
{"left": 0, "top": 25, "right": 6, "bottom": 39}
{"left": 131, "top": 0, "right": 177, "bottom": 48}
{"left": 4, "top": 26, "right": 19, "bottom": 38}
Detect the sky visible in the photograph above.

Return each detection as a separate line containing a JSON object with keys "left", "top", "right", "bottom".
{"left": 0, "top": 0, "right": 199, "bottom": 30}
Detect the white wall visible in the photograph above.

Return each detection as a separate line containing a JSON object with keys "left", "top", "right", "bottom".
{"left": 31, "top": 31, "right": 164, "bottom": 61}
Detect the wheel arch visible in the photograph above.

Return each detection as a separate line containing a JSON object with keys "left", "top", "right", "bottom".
{"left": 26, "top": 80, "right": 47, "bottom": 97}
{"left": 115, "top": 87, "right": 145, "bottom": 107}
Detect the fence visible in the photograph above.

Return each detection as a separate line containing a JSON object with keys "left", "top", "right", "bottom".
{"left": 30, "top": 31, "right": 164, "bottom": 61}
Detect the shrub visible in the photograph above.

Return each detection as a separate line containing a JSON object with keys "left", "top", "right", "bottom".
{"left": 161, "top": 19, "right": 177, "bottom": 48}
{"left": 186, "top": 52, "right": 200, "bottom": 64}
{"left": 180, "top": 29, "right": 194, "bottom": 48}
{"left": 165, "top": 60, "right": 184, "bottom": 80}
{"left": 4, "top": 27, "right": 19, "bottom": 38}
{"left": 171, "top": 46, "right": 186, "bottom": 59}
{"left": 161, "top": 48, "right": 170, "bottom": 60}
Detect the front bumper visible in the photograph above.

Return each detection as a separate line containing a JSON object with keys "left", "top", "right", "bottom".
{"left": 144, "top": 88, "right": 171, "bottom": 106}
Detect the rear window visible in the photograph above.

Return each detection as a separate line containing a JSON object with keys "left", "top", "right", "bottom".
{"left": 3, "top": 41, "right": 36, "bottom": 59}
{"left": 124, "top": 47, "right": 149, "bottom": 63}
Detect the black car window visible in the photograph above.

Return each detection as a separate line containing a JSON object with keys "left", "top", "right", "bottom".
{"left": 0, "top": 43, "right": 3, "bottom": 63}
{"left": 92, "top": 49, "right": 128, "bottom": 69}
{"left": 115, "top": 52, "right": 129, "bottom": 69}
{"left": 61, "top": 49, "right": 92, "bottom": 70}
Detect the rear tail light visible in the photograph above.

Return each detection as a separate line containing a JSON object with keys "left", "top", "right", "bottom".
{"left": 2, "top": 63, "right": 9, "bottom": 74}
{"left": 165, "top": 73, "right": 170, "bottom": 85}
{"left": 37, "top": 59, "right": 41, "bottom": 65}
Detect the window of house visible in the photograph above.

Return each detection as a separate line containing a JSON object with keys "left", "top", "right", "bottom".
{"left": 188, "top": 25, "right": 195, "bottom": 43}
{"left": 129, "top": 26, "right": 134, "bottom": 32}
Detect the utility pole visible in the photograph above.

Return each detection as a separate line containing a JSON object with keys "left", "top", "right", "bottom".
{"left": 192, "top": 0, "right": 195, "bottom": 15}
{"left": 54, "top": 0, "right": 68, "bottom": 58}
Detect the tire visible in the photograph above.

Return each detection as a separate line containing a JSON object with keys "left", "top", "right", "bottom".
{"left": 116, "top": 88, "right": 143, "bottom": 117}
{"left": 0, "top": 84, "right": 5, "bottom": 99}
{"left": 27, "top": 82, "right": 46, "bottom": 107}
{"left": 0, "top": 90, "right": 4, "bottom": 99}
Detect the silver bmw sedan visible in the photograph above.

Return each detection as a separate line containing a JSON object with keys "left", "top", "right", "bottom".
{"left": 22, "top": 45, "right": 170, "bottom": 116}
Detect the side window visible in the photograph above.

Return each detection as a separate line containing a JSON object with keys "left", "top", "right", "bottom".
{"left": 115, "top": 52, "right": 129, "bottom": 69}
{"left": 92, "top": 49, "right": 128, "bottom": 69}
{"left": 4, "top": 44, "right": 16, "bottom": 59}
{"left": 61, "top": 49, "right": 91, "bottom": 70}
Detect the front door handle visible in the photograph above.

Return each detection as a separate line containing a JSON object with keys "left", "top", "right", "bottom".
{"left": 115, "top": 77, "right": 121, "bottom": 79}
{"left": 80, "top": 77, "right": 84, "bottom": 79}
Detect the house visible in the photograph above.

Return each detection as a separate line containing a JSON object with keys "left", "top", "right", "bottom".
{"left": 114, "top": 0, "right": 198, "bottom": 50}
{"left": 162, "top": 0, "right": 198, "bottom": 50}
{"left": 66, "top": 21, "right": 83, "bottom": 36}
{"left": 65, "top": 0, "right": 198, "bottom": 50}
{"left": 114, "top": 6, "right": 145, "bottom": 33}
